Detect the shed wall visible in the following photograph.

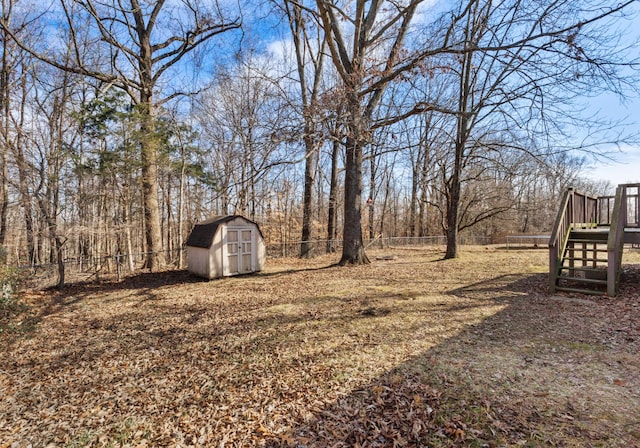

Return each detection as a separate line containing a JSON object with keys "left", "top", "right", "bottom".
{"left": 209, "top": 224, "right": 225, "bottom": 279}
{"left": 186, "top": 247, "right": 211, "bottom": 279}
{"left": 256, "top": 233, "right": 265, "bottom": 271}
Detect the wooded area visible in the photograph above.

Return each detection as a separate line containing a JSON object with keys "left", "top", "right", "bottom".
{"left": 0, "top": 0, "right": 637, "bottom": 285}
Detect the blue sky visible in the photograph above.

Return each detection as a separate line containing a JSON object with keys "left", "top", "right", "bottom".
{"left": 585, "top": 90, "right": 640, "bottom": 187}
{"left": 582, "top": 3, "right": 640, "bottom": 187}
{"left": 589, "top": 148, "right": 640, "bottom": 186}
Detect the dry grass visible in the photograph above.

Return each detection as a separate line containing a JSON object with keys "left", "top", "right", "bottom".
{"left": 1, "top": 246, "right": 639, "bottom": 447}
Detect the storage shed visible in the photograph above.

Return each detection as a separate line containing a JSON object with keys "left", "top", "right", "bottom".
{"left": 186, "top": 215, "right": 266, "bottom": 279}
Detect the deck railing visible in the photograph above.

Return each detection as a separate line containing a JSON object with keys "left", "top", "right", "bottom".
{"left": 600, "top": 184, "right": 639, "bottom": 227}
{"left": 621, "top": 184, "right": 639, "bottom": 227}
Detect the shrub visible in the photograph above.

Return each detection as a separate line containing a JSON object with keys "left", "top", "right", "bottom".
{"left": 0, "top": 258, "right": 23, "bottom": 332}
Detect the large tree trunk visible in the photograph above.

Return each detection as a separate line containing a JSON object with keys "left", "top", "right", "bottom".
{"left": 339, "top": 134, "right": 369, "bottom": 265}
{"left": 444, "top": 18, "right": 474, "bottom": 260}
{"left": 140, "top": 114, "right": 165, "bottom": 271}
{"left": 137, "top": 32, "right": 165, "bottom": 271}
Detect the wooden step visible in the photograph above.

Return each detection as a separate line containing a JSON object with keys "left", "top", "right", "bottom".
{"left": 554, "top": 286, "right": 605, "bottom": 295}
{"left": 559, "top": 266, "right": 607, "bottom": 274}
{"left": 566, "top": 245, "right": 607, "bottom": 248}
{"left": 567, "top": 239, "right": 607, "bottom": 244}
{"left": 563, "top": 256, "right": 608, "bottom": 263}
{"left": 558, "top": 276, "right": 607, "bottom": 285}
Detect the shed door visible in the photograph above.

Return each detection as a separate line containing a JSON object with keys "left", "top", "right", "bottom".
{"left": 225, "top": 227, "right": 254, "bottom": 275}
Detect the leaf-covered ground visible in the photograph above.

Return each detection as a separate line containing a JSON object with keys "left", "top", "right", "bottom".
{"left": 1, "top": 246, "right": 639, "bottom": 447}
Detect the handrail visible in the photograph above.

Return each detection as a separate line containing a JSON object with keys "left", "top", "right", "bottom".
{"left": 607, "top": 186, "right": 627, "bottom": 296}
{"left": 549, "top": 188, "right": 573, "bottom": 251}
{"left": 549, "top": 188, "right": 573, "bottom": 292}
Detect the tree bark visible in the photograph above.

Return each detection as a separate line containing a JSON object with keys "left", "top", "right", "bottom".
{"left": 0, "top": 13, "right": 9, "bottom": 247}
{"left": 139, "top": 108, "right": 165, "bottom": 270}
{"left": 300, "top": 130, "right": 317, "bottom": 258}
{"left": 326, "top": 137, "right": 340, "bottom": 253}
{"left": 368, "top": 149, "right": 376, "bottom": 240}
{"left": 339, "top": 133, "right": 369, "bottom": 265}
{"left": 135, "top": 10, "right": 165, "bottom": 270}
{"left": 13, "top": 69, "right": 36, "bottom": 263}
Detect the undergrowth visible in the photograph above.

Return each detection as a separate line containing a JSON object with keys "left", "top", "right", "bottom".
{"left": 0, "top": 260, "right": 25, "bottom": 334}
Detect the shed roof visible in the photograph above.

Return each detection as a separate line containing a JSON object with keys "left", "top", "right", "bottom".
{"left": 185, "top": 215, "right": 262, "bottom": 248}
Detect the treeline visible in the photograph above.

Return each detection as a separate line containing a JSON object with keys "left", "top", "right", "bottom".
{"left": 0, "top": 0, "right": 636, "bottom": 286}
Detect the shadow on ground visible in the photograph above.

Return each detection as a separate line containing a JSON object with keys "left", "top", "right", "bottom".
{"left": 276, "top": 272, "right": 640, "bottom": 447}
{"left": 3, "top": 260, "right": 639, "bottom": 447}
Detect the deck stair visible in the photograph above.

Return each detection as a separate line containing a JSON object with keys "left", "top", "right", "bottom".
{"left": 549, "top": 184, "right": 640, "bottom": 296}
{"left": 555, "top": 228, "right": 609, "bottom": 294}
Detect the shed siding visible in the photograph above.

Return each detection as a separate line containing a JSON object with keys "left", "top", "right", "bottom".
{"left": 256, "top": 232, "right": 266, "bottom": 271}
{"left": 210, "top": 224, "right": 225, "bottom": 279}
{"left": 187, "top": 247, "right": 211, "bottom": 278}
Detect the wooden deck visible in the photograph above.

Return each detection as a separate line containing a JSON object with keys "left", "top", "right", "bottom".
{"left": 549, "top": 184, "right": 639, "bottom": 296}
{"left": 572, "top": 227, "right": 640, "bottom": 243}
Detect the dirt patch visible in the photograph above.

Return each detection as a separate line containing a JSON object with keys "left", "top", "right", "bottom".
{"left": 1, "top": 246, "right": 639, "bottom": 447}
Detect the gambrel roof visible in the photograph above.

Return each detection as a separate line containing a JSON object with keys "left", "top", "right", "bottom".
{"left": 185, "top": 215, "right": 262, "bottom": 248}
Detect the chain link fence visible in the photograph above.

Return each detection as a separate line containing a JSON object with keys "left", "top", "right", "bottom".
{"left": 17, "top": 234, "right": 530, "bottom": 288}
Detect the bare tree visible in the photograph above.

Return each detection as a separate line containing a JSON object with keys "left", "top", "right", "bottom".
{"left": 1, "top": 0, "right": 241, "bottom": 270}
{"left": 0, "top": 0, "right": 11, "bottom": 246}
{"left": 196, "top": 54, "right": 295, "bottom": 219}
{"left": 315, "top": 0, "right": 432, "bottom": 264}
{"left": 34, "top": 68, "right": 82, "bottom": 287}
{"left": 429, "top": 0, "right": 638, "bottom": 258}
{"left": 278, "top": 0, "right": 328, "bottom": 258}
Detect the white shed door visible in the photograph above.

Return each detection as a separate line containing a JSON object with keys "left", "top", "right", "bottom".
{"left": 225, "top": 228, "right": 254, "bottom": 275}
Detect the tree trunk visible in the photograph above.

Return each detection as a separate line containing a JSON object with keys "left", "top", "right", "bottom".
{"left": 138, "top": 81, "right": 165, "bottom": 270}
{"left": 409, "top": 158, "right": 418, "bottom": 237}
{"left": 368, "top": 151, "right": 375, "bottom": 240}
{"left": 0, "top": 149, "right": 7, "bottom": 245}
{"left": 418, "top": 143, "right": 431, "bottom": 237}
{"left": 0, "top": 25, "right": 8, "bottom": 247}
{"left": 123, "top": 201, "right": 135, "bottom": 272}
{"left": 300, "top": 130, "right": 316, "bottom": 258}
{"left": 54, "top": 235, "right": 65, "bottom": 289}
{"left": 140, "top": 128, "right": 164, "bottom": 270}
{"left": 444, "top": 170, "right": 461, "bottom": 259}
{"left": 444, "top": 16, "right": 474, "bottom": 260}
{"left": 166, "top": 171, "right": 173, "bottom": 262}
{"left": 13, "top": 72, "right": 36, "bottom": 264}
{"left": 178, "top": 146, "right": 186, "bottom": 269}
{"left": 326, "top": 137, "right": 340, "bottom": 253}
{"left": 339, "top": 134, "right": 369, "bottom": 265}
